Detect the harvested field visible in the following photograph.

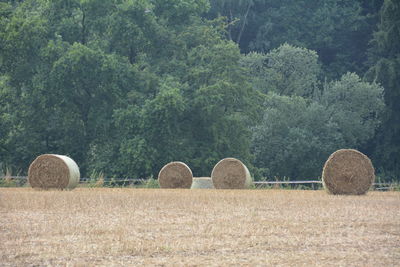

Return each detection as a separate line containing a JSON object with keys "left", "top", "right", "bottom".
{"left": 0, "top": 188, "right": 399, "bottom": 266}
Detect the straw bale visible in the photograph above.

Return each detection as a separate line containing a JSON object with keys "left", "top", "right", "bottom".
{"left": 158, "top": 161, "right": 193, "bottom": 189}
{"left": 322, "top": 149, "right": 375, "bottom": 195}
{"left": 191, "top": 177, "right": 214, "bottom": 189}
{"left": 28, "top": 154, "right": 80, "bottom": 190}
{"left": 211, "top": 158, "right": 252, "bottom": 189}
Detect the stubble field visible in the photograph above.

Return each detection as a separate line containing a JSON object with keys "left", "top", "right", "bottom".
{"left": 0, "top": 188, "right": 399, "bottom": 266}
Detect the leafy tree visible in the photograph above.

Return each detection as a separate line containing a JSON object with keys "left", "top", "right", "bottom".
{"left": 183, "top": 39, "right": 259, "bottom": 175}
{"left": 113, "top": 24, "right": 260, "bottom": 177}
{"left": 240, "top": 44, "right": 321, "bottom": 97}
{"left": 82, "top": 3, "right": 259, "bottom": 178}
{"left": 366, "top": 0, "right": 400, "bottom": 178}
{"left": 46, "top": 0, "right": 114, "bottom": 46}
{"left": 207, "top": 0, "right": 256, "bottom": 44}
{"left": 0, "top": 0, "right": 392, "bottom": 182}
{"left": 138, "top": 76, "right": 189, "bottom": 176}
{"left": 208, "top": 0, "right": 376, "bottom": 78}
{"left": 107, "top": 0, "right": 160, "bottom": 64}
{"left": 46, "top": 43, "right": 137, "bottom": 172}
{"left": 0, "top": 1, "right": 48, "bottom": 87}
{"left": 152, "top": 0, "right": 210, "bottom": 25}
{"left": 0, "top": 75, "right": 12, "bottom": 166}
{"left": 320, "top": 72, "right": 385, "bottom": 146}
{"left": 0, "top": 1, "right": 51, "bottom": 169}
{"left": 252, "top": 93, "right": 343, "bottom": 179}
{"left": 239, "top": 51, "right": 269, "bottom": 93}
{"left": 252, "top": 73, "right": 384, "bottom": 180}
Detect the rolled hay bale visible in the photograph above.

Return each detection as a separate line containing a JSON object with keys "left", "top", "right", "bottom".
{"left": 211, "top": 158, "right": 253, "bottom": 189}
{"left": 322, "top": 149, "right": 375, "bottom": 195}
{"left": 28, "top": 154, "right": 80, "bottom": 190}
{"left": 191, "top": 177, "right": 214, "bottom": 189}
{"left": 158, "top": 161, "right": 193, "bottom": 189}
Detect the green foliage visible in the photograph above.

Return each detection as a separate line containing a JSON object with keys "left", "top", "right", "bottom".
{"left": 86, "top": 169, "right": 104, "bottom": 188}
{"left": 366, "top": 0, "right": 400, "bottom": 179}
{"left": 0, "top": 1, "right": 48, "bottom": 87}
{"left": 0, "top": 0, "right": 397, "bottom": 182}
{"left": 142, "top": 177, "right": 160, "bottom": 188}
{"left": 208, "top": 0, "right": 373, "bottom": 78}
{"left": 0, "top": 165, "right": 21, "bottom": 187}
{"left": 107, "top": 0, "right": 159, "bottom": 63}
{"left": 152, "top": 0, "right": 210, "bottom": 25}
{"left": 252, "top": 93, "right": 343, "bottom": 179}
{"left": 320, "top": 72, "right": 385, "bottom": 146}
{"left": 264, "top": 44, "right": 320, "bottom": 97}
{"left": 239, "top": 52, "right": 268, "bottom": 92}
{"left": 0, "top": 178, "right": 18, "bottom": 187}
{"left": 241, "top": 44, "right": 321, "bottom": 97}
{"left": 252, "top": 72, "right": 384, "bottom": 180}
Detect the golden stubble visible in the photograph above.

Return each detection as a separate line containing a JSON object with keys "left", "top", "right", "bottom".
{"left": 0, "top": 188, "right": 399, "bottom": 266}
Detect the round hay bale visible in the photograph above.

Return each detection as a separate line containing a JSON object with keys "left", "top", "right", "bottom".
{"left": 191, "top": 177, "right": 214, "bottom": 189}
{"left": 158, "top": 161, "right": 193, "bottom": 189}
{"left": 28, "top": 154, "right": 80, "bottom": 190}
{"left": 211, "top": 158, "right": 253, "bottom": 189}
{"left": 322, "top": 149, "right": 375, "bottom": 195}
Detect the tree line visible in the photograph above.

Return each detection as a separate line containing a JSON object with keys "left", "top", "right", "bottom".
{"left": 0, "top": 0, "right": 398, "bottom": 181}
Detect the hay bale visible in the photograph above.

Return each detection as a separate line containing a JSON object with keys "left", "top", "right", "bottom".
{"left": 322, "top": 149, "right": 375, "bottom": 195}
{"left": 158, "top": 161, "right": 193, "bottom": 189}
{"left": 211, "top": 158, "right": 253, "bottom": 189}
{"left": 191, "top": 177, "right": 214, "bottom": 189}
{"left": 28, "top": 154, "right": 80, "bottom": 190}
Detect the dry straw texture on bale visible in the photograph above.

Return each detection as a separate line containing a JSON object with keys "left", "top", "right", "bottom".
{"left": 211, "top": 158, "right": 252, "bottom": 189}
{"left": 191, "top": 177, "right": 214, "bottom": 189}
{"left": 322, "top": 149, "right": 375, "bottom": 195}
{"left": 28, "top": 154, "right": 80, "bottom": 190}
{"left": 158, "top": 162, "right": 193, "bottom": 189}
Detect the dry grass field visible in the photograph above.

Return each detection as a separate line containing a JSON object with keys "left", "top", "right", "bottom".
{"left": 0, "top": 188, "right": 399, "bottom": 266}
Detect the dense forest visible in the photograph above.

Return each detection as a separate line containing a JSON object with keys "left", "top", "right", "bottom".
{"left": 0, "top": 0, "right": 399, "bottom": 181}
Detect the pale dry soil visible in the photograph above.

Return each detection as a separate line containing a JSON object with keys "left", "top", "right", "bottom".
{"left": 0, "top": 188, "right": 399, "bottom": 266}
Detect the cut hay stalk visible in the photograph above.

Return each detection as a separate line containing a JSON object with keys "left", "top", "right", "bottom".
{"left": 28, "top": 154, "right": 80, "bottom": 190}
{"left": 191, "top": 177, "right": 214, "bottom": 189}
{"left": 211, "top": 158, "right": 253, "bottom": 189}
{"left": 322, "top": 149, "right": 375, "bottom": 195}
{"left": 158, "top": 162, "right": 193, "bottom": 189}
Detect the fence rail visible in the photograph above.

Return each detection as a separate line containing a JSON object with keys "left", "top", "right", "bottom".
{"left": 0, "top": 176, "right": 145, "bottom": 182}
{"left": 254, "top": 181, "right": 322, "bottom": 184}
{"left": 0, "top": 176, "right": 396, "bottom": 187}
{"left": 0, "top": 176, "right": 27, "bottom": 179}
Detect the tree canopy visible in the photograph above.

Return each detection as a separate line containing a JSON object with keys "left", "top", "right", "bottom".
{"left": 0, "top": 0, "right": 397, "bottom": 181}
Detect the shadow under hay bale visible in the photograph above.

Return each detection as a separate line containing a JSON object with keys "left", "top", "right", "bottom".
{"left": 211, "top": 158, "right": 253, "bottom": 189}
{"left": 28, "top": 154, "right": 80, "bottom": 190}
{"left": 191, "top": 177, "right": 214, "bottom": 189}
{"left": 158, "top": 162, "right": 193, "bottom": 189}
{"left": 322, "top": 149, "right": 375, "bottom": 195}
